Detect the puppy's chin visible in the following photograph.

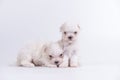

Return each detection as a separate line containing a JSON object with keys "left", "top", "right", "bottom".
{"left": 67, "top": 40, "right": 74, "bottom": 44}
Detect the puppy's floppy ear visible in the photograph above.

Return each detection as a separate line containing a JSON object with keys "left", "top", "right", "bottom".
{"left": 60, "top": 22, "right": 66, "bottom": 32}
{"left": 77, "top": 24, "right": 80, "bottom": 30}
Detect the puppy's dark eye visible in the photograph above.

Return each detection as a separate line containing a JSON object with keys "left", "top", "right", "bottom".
{"left": 59, "top": 54, "right": 63, "bottom": 57}
{"left": 64, "top": 32, "right": 67, "bottom": 35}
{"left": 49, "top": 55, "right": 53, "bottom": 58}
{"left": 74, "top": 31, "right": 77, "bottom": 34}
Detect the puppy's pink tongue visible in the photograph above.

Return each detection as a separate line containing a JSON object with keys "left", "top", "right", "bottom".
{"left": 57, "top": 65, "right": 59, "bottom": 67}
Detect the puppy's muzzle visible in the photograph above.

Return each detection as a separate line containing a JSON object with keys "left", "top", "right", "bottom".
{"left": 54, "top": 61, "right": 60, "bottom": 67}
{"left": 54, "top": 61, "right": 59, "bottom": 65}
{"left": 68, "top": 36, "right": 73, "bottom": 40}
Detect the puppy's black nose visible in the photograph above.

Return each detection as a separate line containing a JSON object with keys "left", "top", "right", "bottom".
{"left": 68, "top": 36, "right": 72, "bottom": 40}
{"left": 54, "top": 61, "right": 59, "bottom": 64}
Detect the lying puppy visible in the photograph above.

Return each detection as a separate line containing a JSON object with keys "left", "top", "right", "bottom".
{"left": 17, "top": 42, "right": 64, "bottom": 67}
{"left": 58, "top": 22, "right": 80, "bottom": 67}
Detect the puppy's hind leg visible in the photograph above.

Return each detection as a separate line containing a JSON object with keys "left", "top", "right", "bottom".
{"left": 20, "top": 61, "right": 35, "bottom": 67}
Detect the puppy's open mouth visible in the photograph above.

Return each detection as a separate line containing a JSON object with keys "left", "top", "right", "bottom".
{"left": 57, "top": 65, "right": 59, "bottom": 67}
{"left": 68, "top": 40, "right": 73, "bottom": 44}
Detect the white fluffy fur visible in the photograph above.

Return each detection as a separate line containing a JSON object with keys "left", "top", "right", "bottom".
{"left": 58, "top": 22, "right": 80, "bottom": 67}
{"left": 17, "top": 42, "right": 64, "bottom": 67}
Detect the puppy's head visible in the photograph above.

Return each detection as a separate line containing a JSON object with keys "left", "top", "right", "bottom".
{"left": 60, "top": 22, "right": 80, "bottom": 44}
{"left": 44, "top": 42, "right": 64, "bottom": 66}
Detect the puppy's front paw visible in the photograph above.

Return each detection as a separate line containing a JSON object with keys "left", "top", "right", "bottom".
{"left": 70, "top": 62, "right": 79, "bottom": 67}
{"left": 59, "top": 63, "right": 68, "bottom": 68}
{"left": 47, "top": 65, "right": 57, "bottom": 68}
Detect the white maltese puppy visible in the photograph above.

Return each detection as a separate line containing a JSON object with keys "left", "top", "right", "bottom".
{"left": 17, "top": 42, "right": 64, "bottom": 67}
{"left": 58, "top": 22, "right": 80, "bottom": 67}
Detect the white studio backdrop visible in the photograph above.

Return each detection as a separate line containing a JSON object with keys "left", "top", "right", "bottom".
{"left": 0, "top": 0, "right": 120, "bottom": 66}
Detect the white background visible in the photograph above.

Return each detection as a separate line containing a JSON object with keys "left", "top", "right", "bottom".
{"left": 0, "top": 0, "right": 120, "bottom": 80}
{"left": 0, "top": 0, "right": 120, "bottom": 66}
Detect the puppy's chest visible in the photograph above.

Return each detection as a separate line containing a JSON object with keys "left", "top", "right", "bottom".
{"left": 64, "top": 45, "right": 77, "bottom": 57}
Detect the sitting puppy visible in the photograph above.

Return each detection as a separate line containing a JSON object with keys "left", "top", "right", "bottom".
{"left": 17, "top": 42, "right": 64, "bottom": 67}
{"left": 58, "top": 22, "right": 80, "bottom": 67}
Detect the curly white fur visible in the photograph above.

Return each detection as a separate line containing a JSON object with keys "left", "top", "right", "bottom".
{"left": 59, "top": 22, "right": 80, "bottom": 67}
{"left": 17, "top": 42, "right": 64, "bottom": 67}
